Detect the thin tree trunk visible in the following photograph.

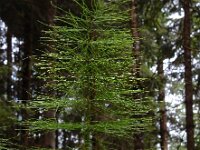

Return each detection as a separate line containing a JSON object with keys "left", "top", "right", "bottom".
{"left": 131, "top": 0, "right": 140, "bottom": 77}
{"left": 131, "top": 0, "right": 143, "bottom": 149}
{"left": 41, "top": 1, "right": 57, "bottom": 149}
{"left": 21, "top": 4, "right": 33, "bottom": 148}
{"left": 6, "top": 27, "right": 12, "bottom": 100}
{"left": 22, "top": 15, "right": 32, "bottom": 103}
{"left": 182, "top": 0, "right": 194, "bottom": 149}
{"left": 157, "top": 58, "right": 168, "bottom": 150}
{"left": 43, "top": 110, "right": 56, "bottom": 149}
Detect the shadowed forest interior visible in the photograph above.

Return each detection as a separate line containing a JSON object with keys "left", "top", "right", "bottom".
{"left": 0, "top": 0, "right": 200, "bottom": 149}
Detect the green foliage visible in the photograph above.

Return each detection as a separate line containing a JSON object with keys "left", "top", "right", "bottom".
{"left": 0, "top": 100, "right": 17, "bottom": 149}
{"left": 30, "top": 0, "right": 154, "bottom": 149}
{"left": 0, "top": 66, "right": 9, "bottom": 79}
{"left": 0, "top": 101, "right": 12, "bottom": 124}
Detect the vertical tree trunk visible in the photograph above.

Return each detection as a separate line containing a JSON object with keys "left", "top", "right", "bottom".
{"left": 41, "top": 1, "right": 57, "bottom": 149}
{"left": 6, "top": 28, "right": 12, "bottom": 100}
{"left": 22, "top": 13, "right": 33, "bottom": 104}
{"left": 131, "top": 0, "right": 143, "bottom": 149}
{"left": 182, "top": 0, "right": 194, "bottom": 149}
{"left": 43, "top": 110, "right": 56, "bottom": 149}
{"left": 83, "top": 77, "right": 96, "bottom": 150}
{"left": 157, "top": 58, "right": 168, "bottom": 150}
{"left": 131, "top": 0, "right": 140, "bottom": 77}
{"left": 20, "top": 4, "right": 33, "bottom": 148}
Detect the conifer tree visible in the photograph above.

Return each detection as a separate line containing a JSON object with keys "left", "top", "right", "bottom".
{"left": 29, "top": 0, "right": 153, "bottom": 149}
{"left": 182, "top": 0, "right": 194, "bottom": 149}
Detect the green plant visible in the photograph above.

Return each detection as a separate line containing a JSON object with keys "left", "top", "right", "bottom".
{"left": 30, "top": 0, "right": 153, "bottom": 149}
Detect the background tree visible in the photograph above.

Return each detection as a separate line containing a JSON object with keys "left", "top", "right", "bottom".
{"left": 0, "top": 0, "right": 199, "bottom": 149}
{"left": 182, "top": 0, "right": 194, "bottom": 149}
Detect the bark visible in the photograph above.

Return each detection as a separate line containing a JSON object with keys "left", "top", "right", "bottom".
{"left": 22, "top": 11, "right": 33, "bottom": 104}
{"left": 6, "top": 27, "right": 12, "bottom": 100}
{"left": 43, "top": 111, "right": 56, "bottom": 149}
{"left": 40, "top": 1, "right": 57, "bottom": 149}
{"left": 131, "top": 0, "right": 144, "bottom": 149}
{"left": 157, "top": 58, "right": 168, "bottom": 150}
{"left": 83, "top": 77, "right": 96, "bottom": 150}
{"left": 182, "top": 0, "right": 194, "bottom": 149}
{"left": 20, "top": 4, "right": 33, "bottom": 148}
{"left": 47, "top": 0, "right": 57, "bottom": 25}
{"left": 131, "top": 0, "right": 140, "bottom": 77}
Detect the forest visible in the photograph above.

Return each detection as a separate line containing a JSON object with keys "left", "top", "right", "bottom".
{"left": 0, "top": 0, "right": 199, "bottom": 149}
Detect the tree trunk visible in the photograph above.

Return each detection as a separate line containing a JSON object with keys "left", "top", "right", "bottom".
{"left": 20, "top": 4, "right": 33, "bottom": 148}
{"left": 42, "top": 0, "right": 57, "bottom": 149}
{"left": 22, "top": 15, "right": 32, "bottom": 104}
{"left": 182, "top": 0, "right": 194, "bottom": 149}
{"left": 6, "top": 27, "right": 12, "bottom": 100}
{"left": 131, "top": 0, "right": 140, "bottom": 77}
{"left": 43, "top": 110, "right": 56, "bottom": 149}
{"left": 131, "top": 0, "right": 144, "bottom": 149}
{"left": 157, "top": 58, "right": 168, "bottom": 150}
